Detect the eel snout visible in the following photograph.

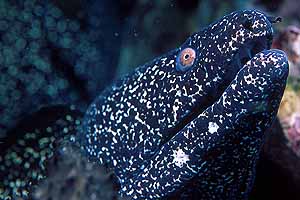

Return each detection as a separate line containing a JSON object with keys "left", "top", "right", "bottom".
{"left": 237, "top": 49, "right": 289, "bottom": 103}
{"left": 220, "top": 49, "right": 289, "bottom": 116}
{"left": 251, "top": 49, "right": 289, "bottom": 84}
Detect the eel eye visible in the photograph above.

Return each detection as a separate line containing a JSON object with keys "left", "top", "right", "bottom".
{"left": 176, "top": 47, "right": 196, "bottom": 71}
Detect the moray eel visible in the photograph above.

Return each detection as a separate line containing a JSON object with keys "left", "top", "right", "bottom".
{"left": 0, "top": 9, "right": 286, "bottom": 200}
{"left": 80, "top": 10, "right": 286, "bottom": 199}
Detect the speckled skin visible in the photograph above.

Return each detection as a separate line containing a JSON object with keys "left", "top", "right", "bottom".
{"left": 80, "top": 10, "right": 284, "bottom": 199}
{"left": 130, "top": 50, "right": 288, "bottom": 199}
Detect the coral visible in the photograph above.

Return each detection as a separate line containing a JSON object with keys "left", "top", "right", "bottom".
{"left": 278, "top": 87, "right": 300, "bottom": 120}
{"left": 252, "top": 24, "right": 300, "bottom": 199}
{"left": 0, "top": 0, "right": 121, "bottom": 138}
{"left": 0, "top": 104, "right": 126, "bottom": 200}
{"left": 286, "top": 114, "right": 300, "bottom": 156}
{"left": 274, "top": 25, "right": 300, "bottom": 157}
{"left": 0, "top": 105, "right": 83, "bottom": 199}
{"left": 272, "top": 25, "right": 300, "bottom": 90}
{"left": 45, "top": 0, "right": 121, "bottom": 94}
{"left": 31, "top": 142, "right": 120, "bottom": 200}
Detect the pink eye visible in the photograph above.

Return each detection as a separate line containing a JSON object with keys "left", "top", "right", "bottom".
{"left": 177, "top": 47, "right": 196, "bottom": 71}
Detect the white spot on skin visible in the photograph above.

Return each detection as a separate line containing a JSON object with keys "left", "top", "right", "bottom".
{"left": 231, "top": 82, "right": 237, "bottom": 90}
{"left": 244, "top": 73, "right": 258, "bottom": 85}
{"left": 172, "top": 99, "right": 182, "bottom": 121}
{"left": 208, "top": 122, "right": 219, "bottom": 134}
{"left": 172, "top": 148, "right": 190, "bottom": 167}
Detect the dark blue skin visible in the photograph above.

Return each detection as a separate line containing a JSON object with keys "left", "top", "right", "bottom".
{"left": 81, "top": 9, "right": 273, "bottom": 174}
{"left": 120, "top": 50, "right": 288, "bottom": 199}
{"left": 80, "top": 10, "right": 286, "bottom": 199}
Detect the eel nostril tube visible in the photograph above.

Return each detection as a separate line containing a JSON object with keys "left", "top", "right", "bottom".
{"left": 267, "top": 16, "right": 282, "bottom": 24}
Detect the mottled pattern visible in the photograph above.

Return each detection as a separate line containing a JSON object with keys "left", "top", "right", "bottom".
{"left": 121, "top": 50, "right": 287, "bottom": 199}
{"left": 80, "top": 10, "right": 283, "bottom": 199}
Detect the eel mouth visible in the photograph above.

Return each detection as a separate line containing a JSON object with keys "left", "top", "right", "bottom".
{"left": 164, "top": 35, "right": 273, "bottom": 143}
{"left": 233, "top": 35, "right": 272, "bottom": 69}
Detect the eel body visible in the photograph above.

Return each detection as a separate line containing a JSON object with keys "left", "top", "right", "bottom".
{"left": 80, "top": 9, "right": 286, "bottom": 199}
